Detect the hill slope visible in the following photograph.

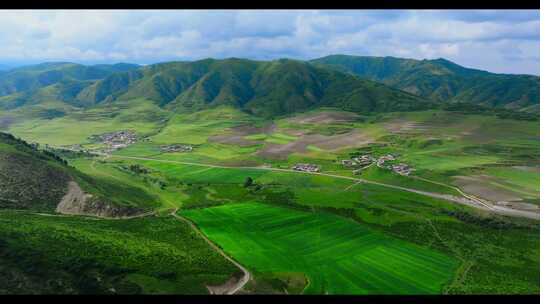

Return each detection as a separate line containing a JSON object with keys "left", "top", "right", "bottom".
{"left": 0, "top": 132, "right": 155, "bottom": 216}
{"left": 83, "top": 58, "right": 434, "bottom": 117}
{"left": 311, "top": 55, "right": 540, "bottom": 110}
{"left": 0, "top": 62, "right": 140, "bottom": 110}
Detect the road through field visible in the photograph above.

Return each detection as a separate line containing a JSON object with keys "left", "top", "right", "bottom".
{"left": 170, "top": 209, "right": 251, "bottom": 295}
{"left": 107, "top": 154, "right": 540, "bottom": 220}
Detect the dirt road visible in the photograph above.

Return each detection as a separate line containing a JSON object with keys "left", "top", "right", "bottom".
{"left": 170, "top": 210, "right": 251, "bottom": 295}
{"left": 105, "top": 154, "right": 540, "bottom": 220}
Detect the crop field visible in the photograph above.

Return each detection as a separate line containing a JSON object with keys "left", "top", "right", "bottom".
{"left": 182, "top": 202, "right": 459, "bottom": 294}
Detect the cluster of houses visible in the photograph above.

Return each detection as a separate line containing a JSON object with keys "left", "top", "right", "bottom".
{"left": 390, "top": 163, "right": 413, "bottom": 176}
{"left": 292, "top": 163, "right": 320, "bottom": 172}
{"left": 89, "top": 130, "right": 137, "bottom": 153}
{"left": 342, "top": 154, "right": 376, "bottom": 168}
{"left": 376, "top": 154, "right": 396, "bottom": 167}
{"left": 160, "top": 144, "right": 193, "bottom": 153}
{"left": 341, "top": 153, "right": 414, "bottom": 176}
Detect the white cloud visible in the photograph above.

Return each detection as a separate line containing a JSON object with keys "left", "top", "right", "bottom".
{"left": 0, "top": 10, "right": 539, "bottom": 74}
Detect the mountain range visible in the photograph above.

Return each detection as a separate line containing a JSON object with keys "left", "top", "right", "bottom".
{"left": 0, "top": 55, "right": 539, "bottom": 118}
{"left": 311, "top": 55, "right": 540, "bottom": 112}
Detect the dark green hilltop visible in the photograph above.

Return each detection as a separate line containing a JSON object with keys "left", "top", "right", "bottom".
{"left": 0, "top": 62, "right": 140, "bottom": 110}
{"left": 75, "top": 58, "right": 432, "bottom": 117}
{"left": 2, "top": 55, "right": 540, "bottom": 119}
{"left": 311, "top": 54, "right": 540, "bottom": 113}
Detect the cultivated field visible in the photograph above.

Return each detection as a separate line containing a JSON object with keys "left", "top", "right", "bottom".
{"left": 182, "top": 202, "right": 459, "bottom": 294}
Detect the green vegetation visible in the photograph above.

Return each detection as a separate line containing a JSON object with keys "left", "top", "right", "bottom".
{"left": 0, "top": 132, "right": 158, "bottom": 214}
{"left": 1, "top": 58, "right": 433, "bottom": 121}
{"left": 311, "top": 54, "right": 540, "bottom": 111}
{"left": 1, "top": 56, "right": 540, "bottom": 295}
{"left": 0, "top": 211, "right": 237, "bottom": 294}
{"left": 182, "top": 202, "right": 459, "bottom": 294}
{"left": 0, "top": 132, "right": 71, "bottom": 211}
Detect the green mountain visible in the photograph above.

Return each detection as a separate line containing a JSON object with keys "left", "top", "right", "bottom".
{"left": 82, "top": 58, "right": 433, "bottom": 117}
{"left": 7, "top": 55, "right": 539, "bottom": 118}
{"left": 0, "top": 132, "right": 155, "bottom": 216}
{"left": 0, "top": 63, "right": 140, "bottom": 110}
{"left": 311, "top": 55, "right": 540, "bottom": 110}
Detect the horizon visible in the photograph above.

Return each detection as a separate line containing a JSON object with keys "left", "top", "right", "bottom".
{"left": 1, "top": 10, "right": 540, "bottom": 75}
{"left": 2, "top": 53, "right": 539, "bottom": 77}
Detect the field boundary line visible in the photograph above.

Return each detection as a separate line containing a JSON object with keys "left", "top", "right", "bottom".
{"left": 48, "top": 146, "right": 540, "bottom": 220}
{"left": 171, "top": 209, "right": 251, "bottom": 295}
{"left": 107, "top": 154, "right": 540, "bottom": 220}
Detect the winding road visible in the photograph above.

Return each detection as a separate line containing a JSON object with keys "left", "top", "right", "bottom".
{"left": 170, "top": 209, "right": 251, "bottom": 295}
{"left": 105, "top": 154, "right": 540, "bottom": 220}
{"left": 36, "top": 146, "right": 539, "bottom": 295}
{"left": 52, "top": 145, "right": 540, "bottom": 220}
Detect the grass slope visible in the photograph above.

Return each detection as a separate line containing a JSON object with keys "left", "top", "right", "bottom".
{"left": 311, "top": 54, "right": 540, "bottom": 111}
{"left": 0, "top": 211, "right": 237, "bottom": 294}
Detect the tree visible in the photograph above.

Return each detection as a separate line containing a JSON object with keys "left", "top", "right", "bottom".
{"left": 243, "top": 177, "right": 253, "bottom": 188}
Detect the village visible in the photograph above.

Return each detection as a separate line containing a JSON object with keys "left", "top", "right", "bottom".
{"left": 341, "top": 153, "right": 414, "bottom": 176}
{"left": 292, "top": 163, "right": 321, "bottom": 172}
{"left": 88, "top": 130, "right": 138, "bottom": 154}
{"left": 160, "top": 144, "right": 193, "bottom": 153}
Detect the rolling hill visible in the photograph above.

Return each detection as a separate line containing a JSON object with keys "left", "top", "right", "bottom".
{"left": 311, "top": 55, "right": 540, "bottom": 110}
{"left": 0, "top": 62, "right": 140, "bottom": 111}
{"left": 2, "top": 56, "right": 539, "bottom": 120}
{"left": 0, "top": 132, "right": 156, "bottom": 216}
{"left": 79, "top": 58, "right": 434, "bottom": 117}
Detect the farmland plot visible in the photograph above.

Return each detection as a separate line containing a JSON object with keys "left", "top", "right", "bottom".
{"left": 182, "top": 202, "right": 458, "bottom": 294}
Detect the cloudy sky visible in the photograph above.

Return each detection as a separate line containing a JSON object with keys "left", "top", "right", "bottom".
{"left": 1, "top": 10, "right": 540, "bottom": 75}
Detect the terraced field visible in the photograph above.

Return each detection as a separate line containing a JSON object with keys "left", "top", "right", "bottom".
{"left": 182, "top": 202, "right": 459, "bottom": 294}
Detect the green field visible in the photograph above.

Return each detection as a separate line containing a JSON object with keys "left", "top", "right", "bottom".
{"left": 182, "top": 202, "right": 459, "bottom": 294}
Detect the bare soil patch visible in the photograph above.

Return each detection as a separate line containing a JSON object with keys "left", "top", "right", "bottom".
{"left": 231, "top": 123, "right": 276, "bottom": 135}
{"left": 287, "top": 111, "right": 360, "bottom": 124}
{"left": 208, "top": 122, "right": 276, "bottom": 147}
{"left": 453, "top": 175, "right": 523, "bottom": 202}
{"left": 313, "top": 130, "right": 373, "bottom": 150}
{"left": 208, "top": 134, "right": 259, "bottom": 147}
{"left": 257, "top": 141, "right": 309, "bottom": 160}
{"left": 207, "top": 274, "right": 242, "bottom": 295}
{"left": 383, "top": 119, "right": 433, "bottom": 134}
{"left": 495, "top": 201, "right": 540, "bottom": 212}
{"left": 512, "top": 166, "right": 540, "bottom": 173}
{"left": 256, "top": 130, "right": 373, "bottom": 160}
{"left": 0, "top": 116, "right": 15, "bottom": 129}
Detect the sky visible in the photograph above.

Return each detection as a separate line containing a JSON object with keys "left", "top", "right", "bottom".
{"left": 1, "top": 9, "right": 540, "bottom": 75}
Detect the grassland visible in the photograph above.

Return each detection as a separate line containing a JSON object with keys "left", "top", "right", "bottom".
{"left": 2, "top": 98, "right": 167, "bottom": 146}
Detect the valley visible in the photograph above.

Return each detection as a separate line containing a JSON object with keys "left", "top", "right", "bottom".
{"left": 0, "top": 57, "right": 539, "bottom": 295}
